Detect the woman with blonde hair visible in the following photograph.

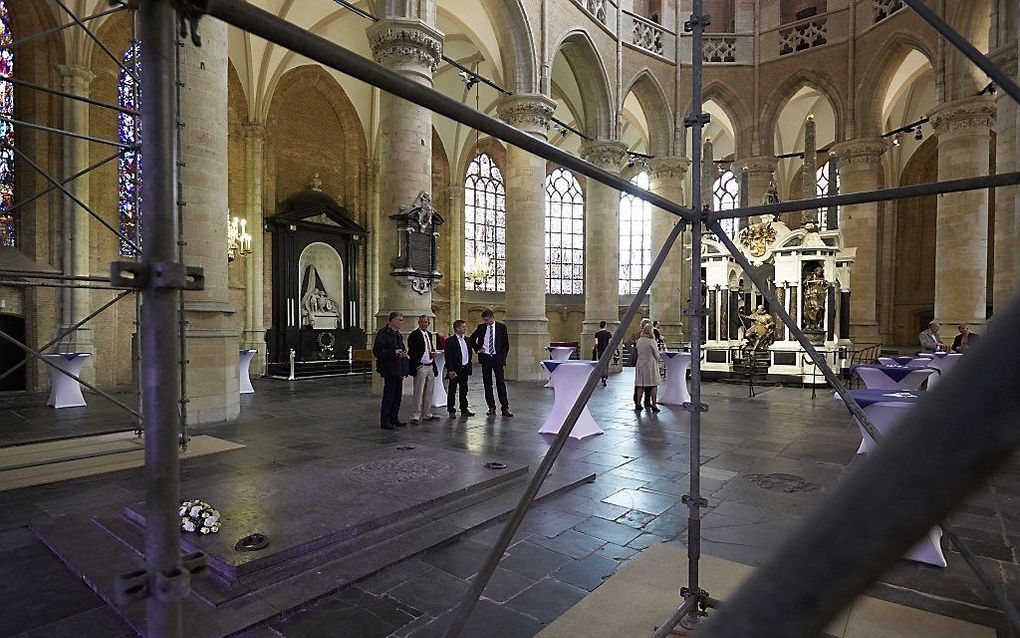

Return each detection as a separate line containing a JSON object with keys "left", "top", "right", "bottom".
{"left": 633, "top": 323, "right": 662, "bottom": 412}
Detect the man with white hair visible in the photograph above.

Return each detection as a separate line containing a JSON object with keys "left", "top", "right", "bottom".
{"left": 918, "top": 321, "right": 945, "bottom": 353}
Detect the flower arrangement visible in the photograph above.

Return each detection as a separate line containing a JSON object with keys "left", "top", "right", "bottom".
{"left": 178, "top": 499, "right": 221, "bottom": 535}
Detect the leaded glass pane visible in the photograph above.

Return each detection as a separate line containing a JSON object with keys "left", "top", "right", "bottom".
{"left": 544, "top": 168, "right": 584, "bottom": 294}
{"left": 713, "top": 168, "right": 740, "bottom": 238}
{"left": 118, "top": 42, "right": 141, "bottom": 255}
{"left": 619, "top": 172, "right": 651, "bottom": 294}
{"left": 0, "top": 2, "right": 15, "bottom": 248}
{"left": 464, "top": 153, "right": 506, "bottom": 291}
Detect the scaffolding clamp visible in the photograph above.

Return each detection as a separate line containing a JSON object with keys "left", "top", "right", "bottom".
{"left": 111, "top": 261, "right": 205, "bottom": 291}
{"left": 114, "top": 551, "right": 207, "bottom": 605}
{"left": 683, "top": 15, "right": 712, "bottom": 32}
{"left": 683, "top": 113, "right": 711, "bottom": 128}
{"left": 680, "top": 586, "right": 712, "bottom": 616}
{"left": 681, "top": 401, "right": 709, "bottom": 414}
{"left": 681, "top": 494, "right": 709, "bottom": 507}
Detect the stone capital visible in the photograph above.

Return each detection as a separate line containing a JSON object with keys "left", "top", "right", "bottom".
{"left": 241, "top": 121, "right": 267, "bottom": 141}
{"left": 928, "top": 95, "right": 996, "bottom": 137}
{"left": 737, "top": 155, "right": 777, "bottom": 179}
{"left": 647, "top": 155, "right": 690, "bottom": 182}
{"left": 828, "top": 138, "right": 889, "bottom": 169}
{"left": 496, "top": 93, "right": 556, "bottom": 136}
{"left": 56, "top": 64, "right": 95, "bottom": 93}
{"left": 579, "top": 139, "right": 628, "bottom": 172}
{"left": 367, "top": 19, "right": 443, "bottom": 74}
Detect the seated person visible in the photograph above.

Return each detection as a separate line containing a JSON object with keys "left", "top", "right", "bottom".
{"left": 951, "top": 324, "right": 980, "bottom": 352}
{"left": 918, "top": 321, "right": 945, "bottom": 353}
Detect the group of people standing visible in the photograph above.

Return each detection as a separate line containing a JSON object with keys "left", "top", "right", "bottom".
{"left": 592, "top": 318, "right": 668, "bottom": 412}
{"left": 372, "top": 309, "right": 513, "bottom": 430}
{"left": 918, "top": 321, "right": 981, "bottom": 353}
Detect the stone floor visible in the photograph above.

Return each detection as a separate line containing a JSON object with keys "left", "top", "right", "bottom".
{"left": 0, "top": 372, "right": 1016, "bottom": 637}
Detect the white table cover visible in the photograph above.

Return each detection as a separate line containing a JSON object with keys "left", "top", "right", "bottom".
{"left": 547, "top": 346, "right": 575, "bottom": 362}
{"left": 658, "top": 352, "right": 692, "bottom": 406}
{"left": 538, "top": 361, "right": 604, "bottom": 439}
{"left": 431, "top": 350, "right": 448, "bottom": 408}
{"left": 239, "top": 349, "right": 257, "bottom": 394}
{"left": 43, "top": 353, "right": 91, "bottom": 409}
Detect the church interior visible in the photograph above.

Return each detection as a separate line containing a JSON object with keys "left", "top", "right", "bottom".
{"left": 0, "top": 0, "right": 1017, "bottom": 636}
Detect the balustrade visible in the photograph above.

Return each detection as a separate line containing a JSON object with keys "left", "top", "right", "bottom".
{"left": 779, "top": 16, "right": 827, "bottom": 56}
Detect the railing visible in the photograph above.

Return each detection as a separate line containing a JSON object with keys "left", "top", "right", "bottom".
{"left": 703, "top": 35, "right": 737, "bottom": 63}
{"left": 628, "top": 11, "right": 665, "bottom": 56}
{"left": 873, "top": 0, "right": 904, "bottom": 24}
{"left": 576, "top": 0, "right": 608, "bottom": 25}
{"left": 779, "top": 14, "right": 828, "bottom": 55}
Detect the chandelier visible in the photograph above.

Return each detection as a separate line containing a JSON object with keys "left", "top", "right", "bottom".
{"left": 466, "top": 254, "right": 492, "bottom": 286}
{"left": 227, "top": 211, "right": 253, "bottom": 262}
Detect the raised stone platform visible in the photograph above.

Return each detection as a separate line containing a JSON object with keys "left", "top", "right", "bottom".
{"left": 34, "top": 442, "right": 595, "bottom": 637}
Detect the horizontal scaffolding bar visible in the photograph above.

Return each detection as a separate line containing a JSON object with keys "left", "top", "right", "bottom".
{"left": 2, "top": 115, "right": 137, "bottom": 150}
{"left": 709, "top": 171, "right": 1020, "bottom": 222}
{"left": 0, "top": 271, "right": 113, "bottom": 283}
{"left": 0, "top": 281, "right": 132, "bottom": 290}
{"left": 2, "top": 5, "right": 125, "bottom": 50}
{"left": 204, "top": 0, "right": 695, "bottom": 223}
{"left": 0, "top": 75, "right": 139, "bottom": 117}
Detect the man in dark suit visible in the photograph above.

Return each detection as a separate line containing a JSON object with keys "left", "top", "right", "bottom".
{"left": 372, "top": 312, "right": 408, "bottom": 430}
{"left": 470, "top": 308, "right": 512, "bottom": 417}
{"left": 407, "top": 314, "right": 440, "bottom": 424}
{"left": 951, "top": 324, "right": 980, "bottom": 352}
{"left": 444, "top": 319, "right": 474, "bottom": 417}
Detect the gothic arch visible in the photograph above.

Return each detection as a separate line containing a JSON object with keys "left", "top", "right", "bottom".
{"left": 855, "top": 32, "right": 937, "bottom": 137}
{"left": 943, "top": 0, "right": 992, "bottom": 100}
{"left": 478, "top": 0, "right": 538, "bottom": 94}
{"left": 622, "top": 70, "right": 672, "bottom": 156}
{"left": 459, "top": 136, "right": 507, "bottom": 183}
{"left": 550, "top": 30, "right": 614, "bottom": 140}
{"left": 695, "top": 81, "right": 752, "bottom": 159}
{"left": 760, "top": 69, "right": 846, "bottom": 156}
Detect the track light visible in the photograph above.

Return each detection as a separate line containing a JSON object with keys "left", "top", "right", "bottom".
{"left": 458, "top": 70, "right": 479, "bottom": 90}
{"left": 892, "top": 134, "right": 901, "bottom": 146}
{"left": 914, "top": 127, "right": 923, "bottom": 141}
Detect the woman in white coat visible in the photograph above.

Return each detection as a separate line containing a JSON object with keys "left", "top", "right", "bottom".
{"left": 633, "top": 323, "right": 662, "bottom": 412}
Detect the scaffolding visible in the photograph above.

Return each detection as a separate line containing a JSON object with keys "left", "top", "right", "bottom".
{"left": 0, "top": 1, "right": 193, "bottom": 444}
{"left": 3, "top": 0, "right": 1019, "bottom": 636}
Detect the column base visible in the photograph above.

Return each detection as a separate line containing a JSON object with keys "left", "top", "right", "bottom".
{"left": 505, "top": 316, "right": 549, "bottom": 381}
{"left": 241, "top": 330, "right": 266, "bottom": 377}
{"left": 849, "top": 322, "right": 881, "bottom": 347}
{"left": 655, "top": 321, "right": 686, "bottom": 350}
{"left": 185, "top": 303, "right": 240, "bottom": 424}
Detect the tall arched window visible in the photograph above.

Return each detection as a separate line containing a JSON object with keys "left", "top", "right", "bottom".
{"left": 712, "top": 168, "right": 740, "bottom": 237}
{"left": 545, "top": 168, "right": 584, "bottom": 294}
{"left": 815, "top": 160, "right": 839, "bottom": 230}
{"left": 619, "top": 171, "right": 652, "bottom": 294}
{"left": 0, "top": 1, "right": 15, "bottom": 248}
{"left": 464, "top": 153, "right": 505, "bottom": 292}
{"left": 118, "top": 42, "right": 141, "bottom": 255}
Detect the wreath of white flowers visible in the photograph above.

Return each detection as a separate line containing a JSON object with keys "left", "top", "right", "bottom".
{"left": 178, "top": 499, "right": 221, "bottom": 535}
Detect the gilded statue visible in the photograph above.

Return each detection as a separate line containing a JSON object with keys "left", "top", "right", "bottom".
{"left": 739, "top": 305, "right": 775, "bottom": 351}
{"left": 802, "top": 266, "right": 830, "bottom": 332}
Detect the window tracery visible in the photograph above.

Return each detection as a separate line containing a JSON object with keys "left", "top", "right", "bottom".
{"left": 545, "top": 168, "right": 584, "bottom": 294}
{"left": 464, "top": 153, "right": 506, "bottom": 292}
{"left": 619, "top": 171, "right": 652, "bottom": 295}
{"left": 712, "top": 168, "right": 740, "bottom": 238}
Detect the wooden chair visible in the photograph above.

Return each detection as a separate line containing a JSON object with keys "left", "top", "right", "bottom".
{"left": 352, "top": 349, "right": 374, "bottom": 382}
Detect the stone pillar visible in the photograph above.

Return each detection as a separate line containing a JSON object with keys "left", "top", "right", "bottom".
{"left": 739, "top": 155, "right": 778, "bottom": 224}
{"left": 368, "top": 19, "right": 442, "bottom": 324}
{"left": 56, "top": 64, "right": 95, "bottom": 369}
{"left": 446, "top": 182, "right": 463, "bottom": 323}
{"left": 828, "top": 138, "right": 888, "bottom": 345}
{"left": 647, "top": 156, "right": 690, "bottom": 347}
{"left": 241, "top": 122, "right": 266, "bottom": 374}
{"left": 991, "top": 45, "right": 1017, "bottom": 312}
{"left": 928, "top": 96, "right": 996, "bottom": 330}
{"left": 498, "top": 94, "right": 557, "bottom": 381}
{"left": 579, "top": 140, "right": 628, "bottom": 350}
{"left": 179, "top": 21, "right": 240, "bottom": 423}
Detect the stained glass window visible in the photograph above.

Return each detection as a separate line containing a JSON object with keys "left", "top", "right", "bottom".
{"left": 619, "top": 171, "right": 652, "bottom": 295}
{"left": 0, "top": 1, "right": 15, "bottom": 248}
{"left": 712, "top": 168, "right": 740, "bottom": 238}
{"left": 464, "top": 153, "right": 505, "bottom": 292}
{"left": 118, "top": 42, "right": 141, "bottom": 255}
{"left": 815, "top": 160, "right": 840, "bottom": 230}
{"left": 544, "top": 168, "right": 584, "bottom": 294}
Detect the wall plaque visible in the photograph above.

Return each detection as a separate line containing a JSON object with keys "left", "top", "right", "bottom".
{"left": 389, "top": 191, "right": 444, "bottom": 294}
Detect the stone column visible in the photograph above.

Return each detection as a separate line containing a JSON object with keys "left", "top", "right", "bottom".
{"left": 828, "top": 138, "right": 888, "bottom": 345}
{"left": 929, "top": 96, "right": 996, "bottom": 330}
{"left": 991, "top": 45, "right": 1017, "bottom": 312}
{"left": 739, "top": 155, "right": 777, "bottom": 223}
{"left": 241, "top": 122, "right": 266, "bottom": 374}
{"left": 179, "top": 21, "right": 240, "bottom": 423}
{"left": 579, "top": 140, "right": 628, "bottom": 349}
{"left": 498, "top": 94, "right": 557, "bottom": 381}
{"left": 56, "top": 64, "right": 95, "bottom": 370}
{"left": 368, "top": 19, "right": 442, "bottom": 324}
{"left": 648, "top": 156, "right": 690, "bottom": 347}
{"left": 446, "top": 182, "right": 463, "bottom": 323}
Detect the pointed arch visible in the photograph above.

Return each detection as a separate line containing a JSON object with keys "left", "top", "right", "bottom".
{"left": 551, "top": 30, "right": 614, "bottom": 140}
{"left": 479, "top": 0, "right": 538, "bottom": 94}
{"left": 622, "top": 70, "right": 672, "bottom": 156}
{"left": 760, "top": 69, "right": 846, "bottom": 156}
{"left": 855, "top": 32, "right": 937, "bottom": 137}
{"left": 693, "top": 81, "right": 752, "bottom": 158}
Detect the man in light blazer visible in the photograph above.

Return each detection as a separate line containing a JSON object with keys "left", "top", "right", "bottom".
{"left": 918, "top": 320, "right": 945, "bottom": 353}
{"left": 406, "top": 314, "right": 440, "bottom": 424}
{"left": 469, "top": 308, "right": 512, "bottom": 417}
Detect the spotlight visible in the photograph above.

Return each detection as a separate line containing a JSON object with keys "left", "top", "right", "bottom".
{"left": 914, "top": 127, "right": 923, "bottom": 141}
{"left": 458, "top": 70, "right": 479, "bottom": 90}
{"left": 891, "top": 134, "right": 901, "bottom": 147}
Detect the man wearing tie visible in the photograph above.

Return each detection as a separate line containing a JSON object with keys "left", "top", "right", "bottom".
{"left": 407, "top": 314, "right": 441, "bottom": 424}
{"left": 444, "top": 319, "right": 474, "bottom": 417}
{"left": 470, "top": 308, "right": 512, "bottom": 417}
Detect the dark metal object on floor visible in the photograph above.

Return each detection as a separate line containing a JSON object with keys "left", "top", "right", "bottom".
{"left": 234, "top": 533, "right": 270, "bottom": 552}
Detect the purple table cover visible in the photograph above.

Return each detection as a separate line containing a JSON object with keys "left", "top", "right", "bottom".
{"left": 889, "top": 356, "right": 914, "bottom": 366}
{"left": 850, "top": 389, "right": 921, "bottom": 409}
{"left": 852, "top": 364, "right": 914, "bottom": 383}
